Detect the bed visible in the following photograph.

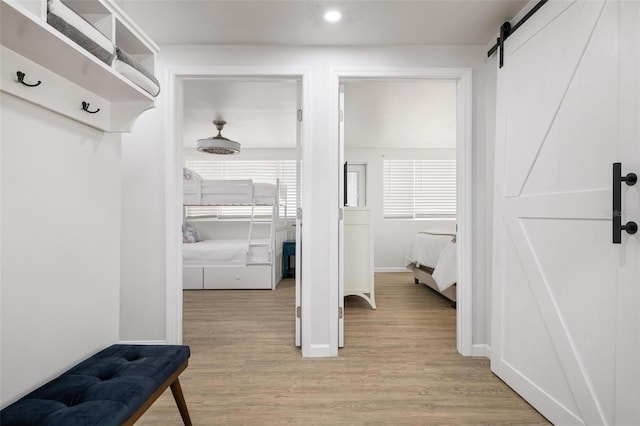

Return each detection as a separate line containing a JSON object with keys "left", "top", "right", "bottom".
{"left": 405, "top": 231, "right": 457, "bottom": 307}
{"left": 183, "top": 171, "right": 281, "bottom": 206}
{"left": 182, "top": 168, "right": 288, "bottom": 290}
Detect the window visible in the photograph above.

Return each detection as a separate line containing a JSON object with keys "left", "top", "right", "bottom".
{"left": 383, "top": 159, "right": 456, "bottom": 219}
{"left": 185, "top": 160, "right": 297, "bottom": 219}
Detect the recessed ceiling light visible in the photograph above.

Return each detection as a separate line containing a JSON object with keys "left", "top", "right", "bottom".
{"left": 324, "top": 10, "right": 342, "bottom": 23}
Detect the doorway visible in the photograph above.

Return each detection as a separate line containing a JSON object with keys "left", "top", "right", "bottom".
{"left": 332, "top": 69, "right": 473, "bottom": 354}
{"left": 164, "top": 69, "right": 309, "bottom": 348}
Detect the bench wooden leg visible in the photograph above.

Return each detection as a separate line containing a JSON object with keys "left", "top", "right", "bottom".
{"left": 170, "top": 378, "right": 192, "bottom": 426}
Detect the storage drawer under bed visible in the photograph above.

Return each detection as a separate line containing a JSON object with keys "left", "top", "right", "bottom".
{"left": 203, "top": 265, "right": 272, "bottom": 290}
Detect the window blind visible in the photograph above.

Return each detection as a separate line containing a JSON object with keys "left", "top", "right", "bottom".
{"left": 184, "top": 160, "right": 298, "bottom": 219}
{"left": 383, "top": 159, "right": 456, "bottom": 219}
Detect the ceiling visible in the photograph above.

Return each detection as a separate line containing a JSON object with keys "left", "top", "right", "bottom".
{"left": 151, "top": 1, "right": 527, "bottom": 151}
{"left": 182, "top": 79, "right": 299, "bottom": 149}
{"left": 182, "top": 78, "right": 457, "bottom": 150}
{"left": 122, "top": 0, "right": 527, "bottom": 46}
{"left": 344, "top": 80, "right": 457, "bottom": 149}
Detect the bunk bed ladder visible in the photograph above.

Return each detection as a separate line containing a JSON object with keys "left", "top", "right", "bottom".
{"left": 246, "top": 194, "right": 273, "bottom": 266}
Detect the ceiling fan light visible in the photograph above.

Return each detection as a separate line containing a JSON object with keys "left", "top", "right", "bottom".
{"left": 196, "top": 120, "right": 240, "bottom": 155}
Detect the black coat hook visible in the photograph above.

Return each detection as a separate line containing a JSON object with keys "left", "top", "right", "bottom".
{"left": 81, "top": 101, "right": 100, "bottom": 114}
{"left": 16, "top": 71, "right": 41, "bottom": 87}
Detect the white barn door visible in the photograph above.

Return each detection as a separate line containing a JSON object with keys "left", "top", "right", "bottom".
{"left": 492, "top": 1, "right": 639, "bottom": 425}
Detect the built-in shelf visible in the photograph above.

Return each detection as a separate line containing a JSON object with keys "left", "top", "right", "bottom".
{"left": 0, "top": 0, "right": 159, "bottom": 132}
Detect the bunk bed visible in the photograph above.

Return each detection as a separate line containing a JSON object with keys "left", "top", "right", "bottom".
{"left": 182, "top": 169, "right": 288, "bottom": 290}
{"left": 405, "top": 231, "right": 457, "bottom": 307}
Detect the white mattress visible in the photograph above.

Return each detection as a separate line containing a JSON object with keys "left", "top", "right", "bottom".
{"left": 183, "top": 239, "right": 270, "bottom": 266}
{"left": 405, "top": 232, "right": 457, "bottom": 292}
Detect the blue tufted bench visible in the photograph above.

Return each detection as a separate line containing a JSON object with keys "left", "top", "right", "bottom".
{"left": 0, "top": 344, "right": 192, "bottom": 426}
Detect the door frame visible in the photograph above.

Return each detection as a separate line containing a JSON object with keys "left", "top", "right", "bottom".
{"left": 163, "top": 66, "right": 311, "bottom": 345}
{"left": 331, "top": 67, "right": 473, "bottom": 355}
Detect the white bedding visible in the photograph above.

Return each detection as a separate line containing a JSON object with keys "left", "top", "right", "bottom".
{"left": 183, "top": 239, "right": 269, "bottom": 266}
{"left": 405, "top": 232, "right": 457, "bottom": 292}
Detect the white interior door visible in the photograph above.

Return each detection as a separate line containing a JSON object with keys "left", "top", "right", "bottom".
{"left": 338, "top": 84, "right": 345, "bottom": 347}
{"left": 295, "top": 80, "right": 302, "bottom": 347}
{"left": 491, "top": 1, "right": 639, "bottom": 425}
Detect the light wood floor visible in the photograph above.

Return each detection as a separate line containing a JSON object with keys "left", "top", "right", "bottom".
{"left": 139, "top": 272, "right": 549, "bottom": 425}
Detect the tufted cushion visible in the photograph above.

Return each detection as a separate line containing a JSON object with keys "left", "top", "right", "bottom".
{"left": 0, "top": 344, "right": 190, "bottom": 426}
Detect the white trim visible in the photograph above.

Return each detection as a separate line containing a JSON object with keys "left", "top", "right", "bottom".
{"left": 165, "top": 67, "right": 184, "bottom": 345}
{"left": 456, "top": 68, "right": 474, "bottom": 357}
{"left": 164, "top": 66, "right": 312, "bottom": 352}
{"left": 374, "top": 267, "right": 411, "bottom": 273}
{"left": 118, "top": 340, "right": 167, "bottom": 345}
{"left": 330, "top": 67, "right": 473, "bottom": 357}
{"left": 472, "top": 344, "right": 491, "bottom": 358}
{"left": 337, "top": 82, "right": 345, "bottom": 348}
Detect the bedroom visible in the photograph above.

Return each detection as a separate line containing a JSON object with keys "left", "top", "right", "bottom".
{"left": 340, "top": 78, "right": 460, "bottom": 341}
{"left": 180, "top": 78, "right": 299, "bottom": 293}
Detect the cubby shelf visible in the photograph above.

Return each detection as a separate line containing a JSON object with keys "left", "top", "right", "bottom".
{"left": 0, "top": 0, "right": 160, "bottom": 132}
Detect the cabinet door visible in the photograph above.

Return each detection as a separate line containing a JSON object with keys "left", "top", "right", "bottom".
{"left": 344, "top": 209, "right": 374, "bottom": 300}
{"left": 344, "top": 224, "right": 371, "bottom": 293}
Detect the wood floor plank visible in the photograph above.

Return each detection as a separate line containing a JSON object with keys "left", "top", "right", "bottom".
{"left": 138, "top": 272, "right": 549, "bottom": 425}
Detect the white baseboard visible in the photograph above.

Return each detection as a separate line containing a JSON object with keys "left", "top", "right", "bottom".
{"left": 471, "top": 344, "right": 491, "bottom": 358}
{"left": 374, "top": 267, "right": 410, "bottom": 273}
{"left": 118, "top": 340, "right": 167, "bottom": 345}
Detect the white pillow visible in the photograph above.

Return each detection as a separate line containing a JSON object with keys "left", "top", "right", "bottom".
{"left": 182, "top": 222, "right": 201, "bottom": 243}
{"left": 183, "top": 168, "right": 202, "bottom": 181}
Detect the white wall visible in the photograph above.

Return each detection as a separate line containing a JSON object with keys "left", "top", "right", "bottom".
{"left": 120, "top": 107, "right": 167, "bottom": 342}
{"left": 120, "top": 44, "right": 493, "bottom": 355}
{"left": 0, "top": 94, "right": 122, "bottom": 407}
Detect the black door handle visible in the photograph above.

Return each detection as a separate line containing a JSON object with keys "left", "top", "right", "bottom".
{"left": 613, "top": 162, "right": 637, "bottom": 244}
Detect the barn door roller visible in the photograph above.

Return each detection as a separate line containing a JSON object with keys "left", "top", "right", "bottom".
{"left": 488, "top": 0, "right": 548, "bottom": 68}
{"left": 613, "top": 162, "right": 638, "bottom": 244}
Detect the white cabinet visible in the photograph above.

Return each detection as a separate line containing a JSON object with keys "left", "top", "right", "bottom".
{"left": 0, "top": 0, "right": 159, "bottom": 132}
{"left": 344, "top": 207, "right": 376, "bottom": 309}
